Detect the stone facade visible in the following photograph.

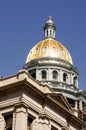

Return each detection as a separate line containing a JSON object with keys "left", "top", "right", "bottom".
{"left": 0, "top": 69, "right": 85, "bottom": 130}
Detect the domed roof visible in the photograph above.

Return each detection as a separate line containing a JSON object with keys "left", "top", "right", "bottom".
{"left": 26, "top": 38, "right": 73, "bottom": 64}
{"left": 26, "top": 16, "right": 73, "bottom": 65}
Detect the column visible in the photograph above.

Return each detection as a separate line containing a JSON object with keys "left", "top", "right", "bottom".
{"left": 70, "top": 73, "right": 73, "bottom": 84}
{"left": 48, "top": 68, "right": 51, "bottom": 80}
{"left": 75, "top": 100, "right": 78, "bottom": 110}
{"left": 76, "top": 77, "right": 78, "bottom": 88}
{"left": 67, "top": 74, "right": 70, "bottom": 84}
{"left": 0, "top": 114, "right": 5, "bottom": 130}
{"left": 14, "top": 106, "right": 27, "bottom": 130}
{"left": 79, "top": 100, "right": 82, "bottom": 111}
{"left": 36, "top": 69, "right": 41, "bottom": 80}
{"left": 74, "top": 100, "right": 78, "bottom": 117}
{"left": 59, "top": 69, "right": 63, "bottom": 82}
{"left": 12, "top": 112, "right": 16, "bottom": 130}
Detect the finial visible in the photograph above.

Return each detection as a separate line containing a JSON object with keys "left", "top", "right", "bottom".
{"left": 47, "top": 16, "right": 54, "bottom": 24}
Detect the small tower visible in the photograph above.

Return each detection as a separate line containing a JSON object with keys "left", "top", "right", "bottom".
{"left": 44, "top": 16, "right": 56, "bottom": 39}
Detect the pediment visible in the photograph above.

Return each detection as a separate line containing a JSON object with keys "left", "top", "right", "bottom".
{"left": 47, "top": 93, "right": 73, "bottom": 113}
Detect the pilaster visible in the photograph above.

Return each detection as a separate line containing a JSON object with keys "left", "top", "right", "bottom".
{"left": 79, "top": 100, "right": 82, "bottom": 111}
{"left": 59, "top": 69, "right": 63, "bottom": 82}
{"left": 0, "top": 114, "right": 5, "bottom": 130}
{"left": 14, "top": 106, "right": 27, "bottom": 130}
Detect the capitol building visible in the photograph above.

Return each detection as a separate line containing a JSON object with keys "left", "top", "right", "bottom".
{"left": 0, "top": 17, "right": 86, "bottom": 130}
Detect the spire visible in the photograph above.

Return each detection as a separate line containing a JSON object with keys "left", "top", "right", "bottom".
{"left": 44, "top": 16, "right": 56, "bottom": 39}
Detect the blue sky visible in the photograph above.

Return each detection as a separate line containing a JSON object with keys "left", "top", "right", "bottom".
{"left": 0, "top": 0, "right": 86, "bottom": 90}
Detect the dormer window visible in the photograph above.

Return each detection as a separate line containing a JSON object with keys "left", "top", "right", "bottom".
{"left": 52, "top": 46, "right": 56, "bottom": 52}
{"left": 60, "top": 48, "right": 64, "bottom": 55}
{"left": 43, "top": 46, "right": 48, "bottom": 53}
{"left": 34, "top": 48, "right": 38, "bottom": 54}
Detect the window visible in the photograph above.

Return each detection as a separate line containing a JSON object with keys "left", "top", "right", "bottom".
{"left": 52, "top": 70, "right": 58, "bottom": 80}
{"left": 29, "top": 69, "right": 36, "bottom": 79}
{"left": 4, "top": 114, "right": 12, "bottom": 130}
{"left": 34, "top": 48, "right": 38, "bottom": 54}
{"left": 50, "top": 29, "right": 52, "bottom": 36}
{"left": 43, "top": 46, "right": 47, "bottom": 53}
{"left": 41, "top": 70, "right": 46, "bottom": 79}
{"left": 63, "top": 73, "right": 67, "bottom": 82}
{"left": 52, "top": 46, "right": 56, "bottom": 52}
{"left": 60, "top": 48, "right": 64, "bottom": 55}
{"left": 73, "top": 76, "right": 77, "bottom": 86}
{"left": 27, "top": 116, "right": 33, "bottom": 130}
{"left": 47, "top": 30, "right": 48, "bottom": 37}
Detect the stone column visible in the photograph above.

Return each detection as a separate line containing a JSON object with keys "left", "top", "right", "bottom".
{"left": 59, "top": 69, "right": 63, "bottom": 82}
{"left": 0, "top": 114, "right": 6, "bottom": 130}
{"left": 12, "top": 112, "right": 16, "bottom": 130}
{"left": 76, "top": 77, "right": 78, "bottom": 88}
{"left": 31, "top": 117, "right": 51, "bottom": 130}
{"left": 74, "top": 100, "right": 78, "bottom": 117}
{"left": 67, "top": 74, "right": 70, "bottom": 84}
{"left": 70, "top": 73, "right": 73, "bottom": 84}
{"left": 75, "top": 100, "right": 78, "bottom": 110}
{"left": 14, "top": 106, "right": 27, "bottom": 130}
{"left": 79, "top": 100, "right": 82, "bottom": 111}
{"left": 36, "top": 69, "right": 39, "bottom": 80}
{"left": 48, "top": 68, "right": 52, "bottom": 80}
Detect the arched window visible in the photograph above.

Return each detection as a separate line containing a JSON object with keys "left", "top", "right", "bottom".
{"left": 47, "top": 30, "right": 48, "bottom": 37}
{"left": 50, "top": 29, "right": 52, "bottom": 36}
{"left": 41, "top": 70, "right": 46, "bottom": 79}
{"left": 73, "top": 76, "right": 77, "bottom": 86}
{"left": 52, "top": 70, "right": 58, "bottom": 80}
{"left": 29, "top": 69, "right": 36, "bottom": 79}
{"left": 63, "top": 73, "right": 67, "bottom": 82}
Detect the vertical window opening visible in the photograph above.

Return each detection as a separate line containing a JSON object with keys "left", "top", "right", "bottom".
{"left": 27, "top": 116, "right": 33, "bottom": 130}
{"left": 50, "top": 30, "right": 52, "bottom": 36}
{"left": 47, "top": 30, "right": 48, "bottom": 37}
{"left": 4, "top": 114, "right": 12, "bottom": 130}
{"left": 29, "top": 69, "right": 36, "bottom": 79}
{"left": 42, "top": 70, "right": 46, "bottom": 79}
{"left": 63, "top": 73, "right": 67, "bottom": 82}
{"left": 52, "top": 70, "right": 58, "bottom": 80}
{"left": 73, "top": 76, "right": 77, "bottom": 86}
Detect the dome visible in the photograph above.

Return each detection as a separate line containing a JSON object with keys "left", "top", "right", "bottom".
{"left": 26, "top": 16, "right": 73, "bottom": 65}
{"left": 26, "top": 38, "right": 73, "bottom": 64}
{"left": 24, "top": 17, "right": 79, "bottom": 99}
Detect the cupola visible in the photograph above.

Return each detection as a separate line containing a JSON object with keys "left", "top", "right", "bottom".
{"left": 44, "top": 16, "right": 56, "bottom": 39}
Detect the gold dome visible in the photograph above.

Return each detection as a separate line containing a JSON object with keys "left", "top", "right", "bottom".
{"left": 26, "top": 38, "right": 73, "bottom": 64}
{"left": 26, "top": 17, "right": 73, "bottom": 65}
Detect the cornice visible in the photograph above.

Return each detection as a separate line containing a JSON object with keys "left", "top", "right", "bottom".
{"left": 24, "top": 57, "right": 79, "bottom": 75}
